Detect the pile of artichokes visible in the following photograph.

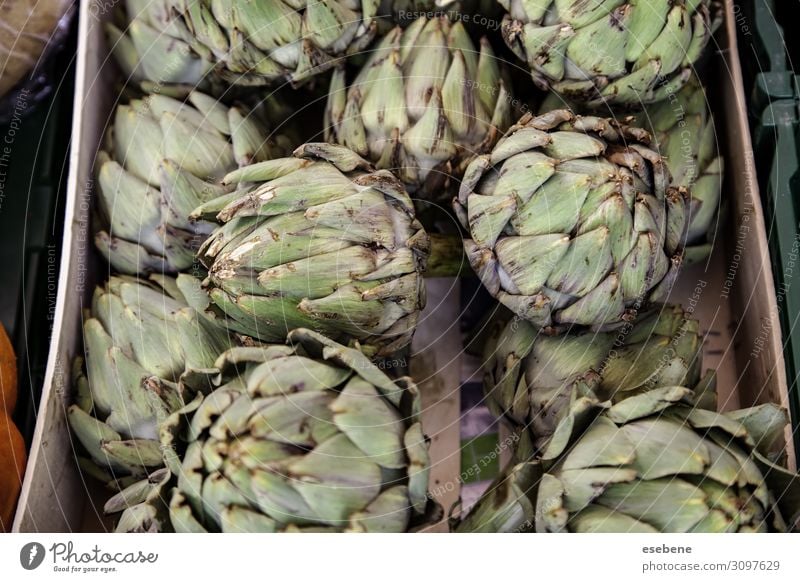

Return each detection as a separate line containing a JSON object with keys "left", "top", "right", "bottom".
{"left": 64, "top": 0, "right": 799, "bottom": 535}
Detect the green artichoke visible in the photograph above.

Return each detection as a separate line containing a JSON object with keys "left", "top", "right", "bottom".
{"left": 107, "top": 0, "right": 211, "bottom": 89}
{"left": 538, "top": 75, "right": 723, "bottom": 264}
{"left": 499, "top": 0, "right": 721, "bottom": 106}
{"left": 454, "top": 110, "right": 688, "bottom": 331}
{"left": 110, "top": 329, "right": 442, "bottom": 532}
{"left": 68, "top": 275, "right": 236, "bottom": 487}
{"left": 537, "top": 388, "right": 797, "bottom": 532}
{"left": 457, "top": 386, "right": 800, "bottom": 532}
{"left": 191, "top": 143, "right": 430, "bottom": 357}
{"left": 484, "top": 305, "right": 713, "bottom": 454}
{"left": 325, "top": 16, "right": 513, "bottom": 198}
{"left": 632, "top": 76, "right": 723, "bottom": 263}
{"left": 95, "top": 90, "right": 290, "bottom": 275}
{"left": 109, "top": 0, "right": 380, "bottom": 87}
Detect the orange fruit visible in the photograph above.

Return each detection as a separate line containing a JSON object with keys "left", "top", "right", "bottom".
{"left": 0, "top": 413, "right": 26, "bottom": 531}
{"left": 0, "top": 325, "right": 16, "bottom": 415}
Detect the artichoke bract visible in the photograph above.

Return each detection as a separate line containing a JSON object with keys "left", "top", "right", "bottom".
{"left": 453, "top": 460, "right": 539, "bottom": 533}
{"left": 192, "top": 143, "right": 429, "bottom": 357}
{"left": 458, "top": 387, "right": 800, "bottom": 532}
{"left": 484, "top": 305, "right": 713, "bottom": 454}
{"left": 120, "top": 329, "right": 441, "bottom": 532}
{"left": 454, "top": 110, "right": 688, "bottom": 332}
{"left": 499, "top": 0, "right": 720, "bottom": 106}
{"left": 632, "top": 77, "right": 723, "bottom": 263}
{"left": 68, "top": 275, "right": 236, "bottom": 487}
{"left": 95, "top": 90, "right": 289, "bottom": 275}
{"left": 109, "top": 0, "right": 379, "bottom": 87}
{"left": 325, "top": 16, "right": 513, "bottom": 198}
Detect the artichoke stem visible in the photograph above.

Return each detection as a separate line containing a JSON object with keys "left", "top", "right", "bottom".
{"left": 426, "top": 234, "right": 467, "bottom": 278}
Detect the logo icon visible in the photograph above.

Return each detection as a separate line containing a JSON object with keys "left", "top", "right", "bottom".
{"left": 20, "top": 542, "right": 46, "bottom": 570}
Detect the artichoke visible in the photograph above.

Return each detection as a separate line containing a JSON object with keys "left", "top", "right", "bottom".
{"left": 325, "top": 16, "right": 513, "bottom": 198}
{"left": 95, "top": 90, "right": 291, "bottom": 275}
{"left": 499, "top": 0, "right": 721, "bottom": 106}
{"left": 454, "top": 110, "right": 688, "bottom": 331}
{"left": 191, "top": 143, "right": 430, "bottom": 357}
{"left": 537, "top": 388, "right": 797, "bottom": 532}
{"left": 457, "top": 386, "right": 800, "bottom": 532}
{"left": 485, "top": 305, "right": 713, "bottom": 455}
{"left": 107, "top": 0, "right": 211, "bottom": 90}
{"left": 109, "top": 0, "right": 379, "bottom": 87}
{"left": 110, "top": 329, "right": 442, "bottom": 533}
{"left": 538, "top": 75, "right": 723, "bottom": 263}
{"left": 632, "top": 76, "right": 723, "bottom": 263}
{"left": 67, "top": 275, "right": 235, "bottom": 486}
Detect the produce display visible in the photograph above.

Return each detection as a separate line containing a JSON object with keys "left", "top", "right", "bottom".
{"left": 2, "top": 0, "right": 797, "bottom": 537}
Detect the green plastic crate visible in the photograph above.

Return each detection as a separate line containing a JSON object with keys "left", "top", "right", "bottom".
{"left": 738, "top": 1, "right": 799, "bottom": 120}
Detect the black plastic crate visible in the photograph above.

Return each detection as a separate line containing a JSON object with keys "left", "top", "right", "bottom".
{"left": 0, "top": 23, "right": 76, "bottom": 446}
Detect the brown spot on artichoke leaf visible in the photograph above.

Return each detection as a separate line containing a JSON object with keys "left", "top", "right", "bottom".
{"left": 434, "top": 110, "right": 448, "bottom": 145}
{"left": 463, "top": 86, "right": 476, "bottom": 130}
{"left": 609, "top": 6, "right": 629, "bottom": 31}
{"left": 314, "top": 311, "right": 341, "bottom": 321}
